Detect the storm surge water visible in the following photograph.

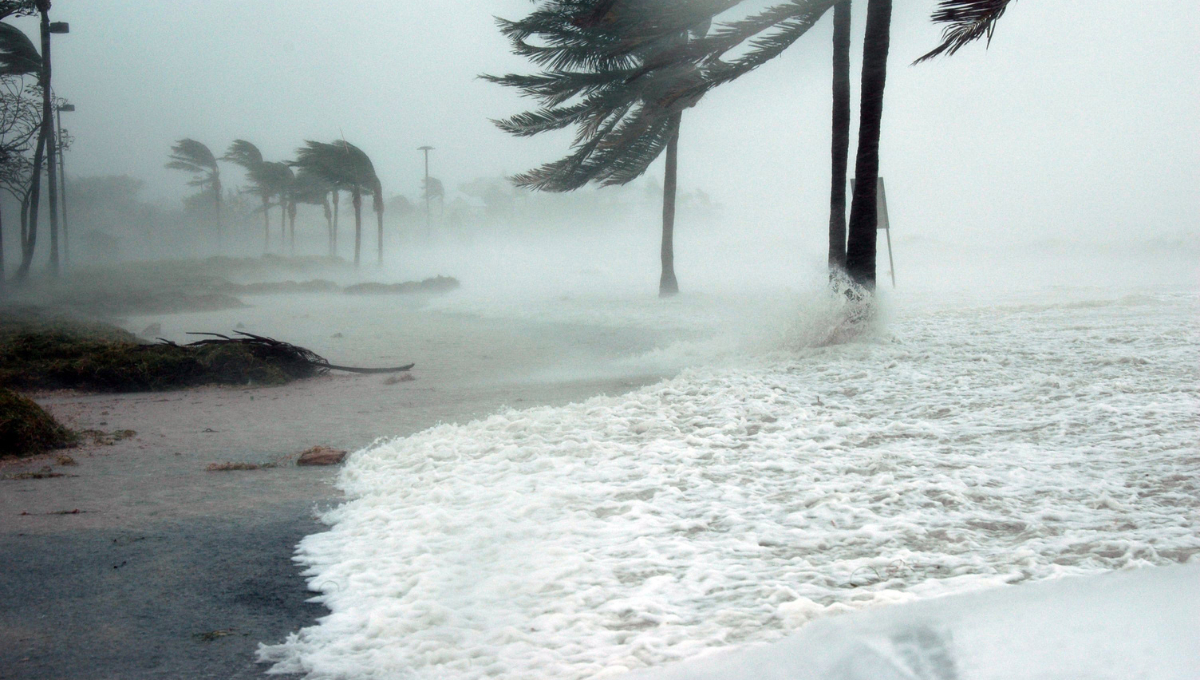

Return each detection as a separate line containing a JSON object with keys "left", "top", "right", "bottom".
{"left": 259, "top": 275, "right": 1199, "bottom": 679}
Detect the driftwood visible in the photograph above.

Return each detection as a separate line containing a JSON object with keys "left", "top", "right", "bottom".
{"left": 169, "top": 331, "right": 414, "bottom": 375}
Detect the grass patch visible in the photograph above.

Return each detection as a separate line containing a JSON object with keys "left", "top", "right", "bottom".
{"left": 0, "top": 387, "right": 78, "bottom": 458}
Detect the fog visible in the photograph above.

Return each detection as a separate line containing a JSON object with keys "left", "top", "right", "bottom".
{"left": 4, "top": 4, "right": 1199, "bottom": 679}
{"left": 2, "top": 0, "right": 1196, "bottom": 277}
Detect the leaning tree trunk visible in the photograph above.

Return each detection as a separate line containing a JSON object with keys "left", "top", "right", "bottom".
{"left": 375, "top": 203, "right": 384, "bottom": 266}
{"left": 659, "top": 112, "right": 682, "bottom": 297}
{"left": 261, "top": 194, "right": 271, "bottom": 252}
{"left": 15, "top": 128, "right": 47, "bottom": 282}
{"left": 288, "top": 201, "right": 297, "bottom": 254}
{"left": 323, "top": 195, "right": 333, "bottom": 257}
{"left": 845, "top": 0, "right": 892, "bottom": 292}
{"left": 213, "top": 175, "right": 222, "bottom": 253}
{"left": 331, "top": 190, "right": 340, "bottom": 257}
{"left": 278, "top": 198, "right": 286, "bottom": 247}
{"left": 352, "top": 187, "right": 363, "bottom": 268}
{"left": 374, "top": 181, "right": 384, "bottom": 266}
{"left": 0, "top": 195, "right": 5, "bottom": 294}
{"left": 829, "top": 0, "right": 852, "bottom": 278}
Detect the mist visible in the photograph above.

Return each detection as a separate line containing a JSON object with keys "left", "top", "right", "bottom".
{"left": 2, "top": 2, "right": 1197, "bottom": 680}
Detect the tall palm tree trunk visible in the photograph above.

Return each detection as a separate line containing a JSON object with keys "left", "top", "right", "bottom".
{"left": 323, "top": 196, "right": 334, "bottom": 257}
{"left": 288, "top": 202, "right": 297, "bottom": 254}
{"left": 352, "top": 188, "right": 363, "bottom": 268}
{"left": 376, "top": 207, "right": 383, "bottom": 266}
{"left": 15, "top": 128, "right": 47, "bottom": 282}
{"left": 278, "top": 200, "right": 286, "bottom": 248}
{"left": 829, "top": 0, "right": 852, "bottom": 277}
{"left": 845, "top": 0, "right": 892, "bottom": 292}
{"left": 659, "top": 112, "right": 682, "bottom": 297}
{"left": 331, "top": 191, "right": 340, "bottom": 256}
{"left": 261, "top": 195, "right": 271, "bottom": 252}
{"left": 0, "top": 198, "right": 6, "bottom": 294}
{"left": 213, "top": 178, "right": 222, "bottom": 253}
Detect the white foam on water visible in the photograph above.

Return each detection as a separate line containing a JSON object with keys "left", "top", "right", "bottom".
{"left": 260, "top": 289, "right": 1199, "bottom": 679}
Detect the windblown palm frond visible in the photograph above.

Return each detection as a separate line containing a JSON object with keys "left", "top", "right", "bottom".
{"left": 915, "top": 0, "right": 1016, "bottom": 63}
{"left": 695, "top": 0, "right": 836, "bottom": 91}
{"left": 489, "top": 0, "right": 736, "bottom": 192}
{"left": 166, "top": 138, "right": 218, "bottom": 176}
{"left": 291, "top": 166, "right": 333, "bottom": 206}
{"left": 293, "top": 140, "right": 378, "bottom": 191}
{"left": 222, "top": 139, "right": 264, "bottom": 170}
{"left": 0, "top": 21, "right": 39, "bottom": 76}
{"left": 246, "top": 161, "right": 292, "bottom": 201}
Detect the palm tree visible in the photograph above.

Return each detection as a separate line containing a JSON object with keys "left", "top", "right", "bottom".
{"left": 290, "top": 167, "right": 334, "bottom": 255}
{"left": 828, "top": 0, "right": 851, "bottom": 279}
{"left": 166, "top": 138, "right": 222, "bottom": 250}
{"left": 223, "top": 139, "right": 272, "bottom": 251}
{"left": 293, "top": 140, "right": 381, "bottom": 268}
{"left": 488, "top": 3, "right": 718, "bottom": 297}
{"left": 843, "top": 0, "right": 891, "bottom": 293}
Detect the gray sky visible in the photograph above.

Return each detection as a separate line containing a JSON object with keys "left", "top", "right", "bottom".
{"left": 21, "top": 0, "right": 1200, "bottom": 245}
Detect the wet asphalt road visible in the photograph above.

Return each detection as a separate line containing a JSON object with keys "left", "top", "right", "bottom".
{"left": 1, "top": 504, "right": 329, "bottom": 680}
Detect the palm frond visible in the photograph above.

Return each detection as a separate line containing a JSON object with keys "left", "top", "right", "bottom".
{"left": 166, "top": 138, "right": 218, "bottom": 173}
{"left": 293, "top": 139, "right": 380, "bottom": 194}
{"left": 222, "top": 139, "right": 263, "bottom": 169}
{"left": 0, "top": 21, "right": 39, "bottom": 77}
{"left": 915, "top": 0, "right": 1016, "bottom": 64}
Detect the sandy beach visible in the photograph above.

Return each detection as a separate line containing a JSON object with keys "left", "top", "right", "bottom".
{"left": 0, "top": 293, "right": 673, "bottom": 680}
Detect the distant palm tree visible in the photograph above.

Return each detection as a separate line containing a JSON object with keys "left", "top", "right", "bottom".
{"left": 294, "top": 140, "right": 382, "bottom": 267}
{"left": 223, "top": 139, "right": 272, "bottom": 251}
{"left": 166, "top": 138, "right": 222, "bottom": 249}
{"left": 250, "top": 161, "right": 293, "bottom": 250}
{"left": 291, "top": 167, "right": 334, "bottom": 255}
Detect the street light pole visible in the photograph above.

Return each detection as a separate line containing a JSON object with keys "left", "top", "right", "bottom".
{"left": 56, "top": 103, "right": 74, "bottom": 267}
{"left": 418, "top": 146, "right": 433, "bottom": 238}
{"left": 39, "top": 7, "right": 68, "bottom": 276}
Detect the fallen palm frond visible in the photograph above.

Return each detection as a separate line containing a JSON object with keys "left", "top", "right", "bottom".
{"left": 178, "top": 332, "right": 415, "bottom": 375}
{"left": 0, "top": 311, "right": 412, "bottom": 392}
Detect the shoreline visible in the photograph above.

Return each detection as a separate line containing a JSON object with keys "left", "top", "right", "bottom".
{"left": 0, "top": 299, "right": 671, "bottom": 679}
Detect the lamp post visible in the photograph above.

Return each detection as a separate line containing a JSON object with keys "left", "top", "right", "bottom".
{"left": 417, "top": 145, "right": 433, "bottom": 238}
{"left": 40, "top": 8, "right": 68, "bottom": 275}
{"left": 55, "top": 102, "right": 74, "bottom": 266}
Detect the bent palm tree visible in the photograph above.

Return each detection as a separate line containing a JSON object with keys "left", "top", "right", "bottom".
{"left": 166, "top": 139, "right": 222, "bottom": 249}
{"left": 249, "top": 161, "right": 293, "bottom": 250}
{"left": 488, "top": 2, "right": 718, "bottom": 297}
{"left": 294, "top": 140, "right": 381, "bottom": 267}
{"left": 291, "top": 168, "right": 334, "bottom": 255}
{"left": 223, "top": 139, "right": 273, "bottom": 251}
